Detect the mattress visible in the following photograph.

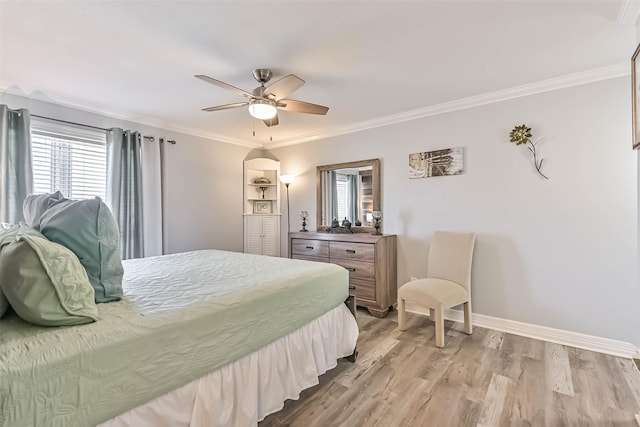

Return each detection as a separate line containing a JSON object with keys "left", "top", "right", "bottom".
{"left": 0, "top": 249, "right": 350, "bottom": 427}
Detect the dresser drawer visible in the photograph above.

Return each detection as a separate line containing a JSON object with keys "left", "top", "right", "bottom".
{"left": 350, "top": 278, "right": 375, "bottom": 301}
{"left": 330, "top": 241, "right": 375, "bottom": 262}
{"left": 291, "top": 239, "right": 329, "bottom": 258}
{"left": 332, "top": 259, "right": 375, "bottom": 281}
{"left": 291, "top": 254, "right": 328, "bottom": 263}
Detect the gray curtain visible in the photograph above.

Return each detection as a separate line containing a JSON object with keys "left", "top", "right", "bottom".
{"left": 106, "top": 128, "right": 143, "bottom": 260}
{"left": 321, "top": 170, "right": 338, "bottom": 225}
{"left": 346, "top": 174, "right": 358, "bottom": 223}
{"left": 0, "top": 105, "right": 32, "bottom": 224}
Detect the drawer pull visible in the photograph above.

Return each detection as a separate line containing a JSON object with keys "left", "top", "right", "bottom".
{"left": 349, "top": 285, "right": 356, "bottom": 290}
{"left": 306, "top": 246, "right": 314, "bottom": 250}
{"left": 346, "top": 249, "right": 356, "bottom": 254}
{"left": 346, "top": 267, "right": 356, "bottom": 272}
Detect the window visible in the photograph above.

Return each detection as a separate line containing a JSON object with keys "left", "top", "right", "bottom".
{"left": 335, "top": 173, "right": 348, "bottom": 221}
{"left": 31, "top": 120, "right": 107, "bottom": 200}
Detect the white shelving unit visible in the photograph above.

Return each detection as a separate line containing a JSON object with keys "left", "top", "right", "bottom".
{"left": 243, "top": 157, "right": 281, "bottom": 257}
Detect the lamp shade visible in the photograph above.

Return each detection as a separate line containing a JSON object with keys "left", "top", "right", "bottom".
{"left": 279, "top": 175, "right": 295, "bottom": 185}
{"left": 248, "top": 99, "right": 277, "bottom": 120}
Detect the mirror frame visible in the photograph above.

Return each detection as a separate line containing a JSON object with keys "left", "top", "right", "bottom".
{"left": 316, "top": 158, "right": 381, "bottom": 232}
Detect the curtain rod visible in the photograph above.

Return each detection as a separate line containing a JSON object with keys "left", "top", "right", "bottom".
{"left": 31, "top": 114, "right": 108, "bottom": 132}
{"left": 31, "top": 114, "right": 177, "bottom": 144}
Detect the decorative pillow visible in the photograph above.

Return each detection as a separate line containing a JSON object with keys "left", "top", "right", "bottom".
{"left": 22, "top": 191, "right": 65, "bottom": 230}
{"left": 0, "top": 224, "right": 49, "bottom": 319}
{"left": 0, "top": 222, "right": 45, "bottom": 249}
{"left": 38, "top": 197, "right": 124, "bottom": 303}
{"left": 0, "top": 234, "right": 98, "bottom": 326}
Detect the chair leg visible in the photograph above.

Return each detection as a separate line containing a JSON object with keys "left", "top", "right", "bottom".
{"left": 434, "top": 305, "right": 445, "bottom": 348}
{"left": 398, "top": 298, "right": 406, "bottom": 331}
{"left": 463, "top": 300, "right": 472, "bottom": 335}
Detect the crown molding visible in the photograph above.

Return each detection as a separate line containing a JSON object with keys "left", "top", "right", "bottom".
{"left": 0, "top": 83, "right": 262, "bottom": 149}
{"left": 617, "top": 0, "right": 640, "bottom": 26}
{"left": 405, "top": 302, "right": 640, "bottom": 359}
{"left": 266, "top": 62, "right": 629, "bottom": 149}
{"left": 1, "top": 62, "right": 629, "bottom": 151}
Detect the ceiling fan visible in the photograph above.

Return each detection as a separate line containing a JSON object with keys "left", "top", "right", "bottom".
{"left": 195, "top": 69, "right": 329, "bottom": 127}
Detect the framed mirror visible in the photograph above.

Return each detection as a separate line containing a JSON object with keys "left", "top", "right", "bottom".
{"left": 316, "top": 159, "right": 380, "bottom": 232}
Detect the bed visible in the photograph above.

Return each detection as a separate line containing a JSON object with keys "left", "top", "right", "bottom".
{"left": 0, "top": 249, "right": 359, "bottom": 427}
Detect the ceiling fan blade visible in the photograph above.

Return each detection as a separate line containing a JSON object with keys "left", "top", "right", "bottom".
{"left": 202, "top": 102, "right": 249, "bottom": 112}
{"left": 277, "top": 99, "right": 329, "bottom": 115}
{"left": 264, "top": 74, "right": 305, "bottom": 100}
{"left": 195, "top": 75, "right": 253, "bottom": 99}
{"left": 263, "top": 114, "right": 279, "bottom": 127}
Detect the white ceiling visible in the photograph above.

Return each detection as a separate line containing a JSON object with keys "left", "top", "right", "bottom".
{"left": 0, "top": 1, "right": 636, "bottom": 148}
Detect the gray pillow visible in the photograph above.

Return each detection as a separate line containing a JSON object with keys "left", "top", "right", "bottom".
{"left": 23, "top": 191, "right": 65, "bottom": 229}
{"left": 39, "top": 197, "right": 124, "bottom": 303}
{"left": 0, "top": 234, "right": 98, "bottom": 326}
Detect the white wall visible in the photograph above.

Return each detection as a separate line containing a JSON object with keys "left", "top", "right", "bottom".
{"left": 0, "top": 93, "right": 250, "bottom": 254}
{"left": 274, "top": 77, "right": 640, "bottom": 347}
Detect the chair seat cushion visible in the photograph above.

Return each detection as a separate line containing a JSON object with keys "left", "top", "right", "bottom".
{"left": 398, "top": 278, "right": 468, "bottom": 308}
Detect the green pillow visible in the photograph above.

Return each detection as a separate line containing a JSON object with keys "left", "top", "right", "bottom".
{"left": 39, "top": 197, "right": 124, "bottom": 303}
{"left": 22, "top": 191, "right": 65, "bottom": 229}
{"left": 0, "top": 224, "right": 51, "bottom": 320}
{"left": 0, "top": 234, "right": 98, "bottom": 326}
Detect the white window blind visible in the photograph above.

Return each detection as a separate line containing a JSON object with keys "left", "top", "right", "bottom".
{"left": 336, "top": 173, "right": 348, "bottom": 221}
{"left": 31, "top": 120, "right": 107, "bottom": 200}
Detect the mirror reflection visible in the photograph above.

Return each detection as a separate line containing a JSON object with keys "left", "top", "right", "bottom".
{"left": 317, "top": 159, "right": 380, "bottom": 230}
{"left": 319, "top": 167, "right": 374, "bottom": 226}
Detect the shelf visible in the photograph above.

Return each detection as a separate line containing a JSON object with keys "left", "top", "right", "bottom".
{"left": 247, "top": 198, "right": 276, "bottom": 201}
{"left": 247, "top": 183, "right": 277, "bottom": 187}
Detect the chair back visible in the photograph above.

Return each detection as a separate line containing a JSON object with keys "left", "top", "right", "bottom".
{"left": 427, "top": 231, "right": 476, "bottom": 291}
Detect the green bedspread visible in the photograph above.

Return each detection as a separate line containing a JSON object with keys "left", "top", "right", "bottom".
{"left": 0, "top": 250, "right": 348, "bottom": 427}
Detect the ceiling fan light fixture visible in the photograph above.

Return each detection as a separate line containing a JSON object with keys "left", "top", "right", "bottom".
{"left": 248, "top": 99, "right": 277, "bottom": 120}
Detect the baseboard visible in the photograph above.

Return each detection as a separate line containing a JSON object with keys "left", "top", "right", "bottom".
{"left": 405, "top": 303, "right": 640, "bottom": 359}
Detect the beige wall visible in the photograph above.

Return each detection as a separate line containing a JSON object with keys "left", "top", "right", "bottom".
{"left": 273, "top": 77, "right": 640, "bottom": 347}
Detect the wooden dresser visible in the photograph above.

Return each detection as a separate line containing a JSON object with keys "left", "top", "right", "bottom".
{"left": 288, "top": 232, "right": 397, "bottom": 318}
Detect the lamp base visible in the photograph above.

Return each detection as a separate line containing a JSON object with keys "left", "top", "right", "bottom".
{"left": 372, "top": 219, "right": 382, "bottom": 235}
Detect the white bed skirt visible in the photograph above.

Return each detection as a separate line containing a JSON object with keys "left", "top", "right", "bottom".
{"left": 100, "top": 303, "right": 358, "bottom": 427}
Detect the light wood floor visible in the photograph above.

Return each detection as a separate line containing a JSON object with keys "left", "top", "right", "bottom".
{"left": 260, "top": 308, "right": 640, "bottom": 427}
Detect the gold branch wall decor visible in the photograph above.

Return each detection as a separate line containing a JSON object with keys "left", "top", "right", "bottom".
{"left": 508, "top": 124, "right": 549, "bottom": 180}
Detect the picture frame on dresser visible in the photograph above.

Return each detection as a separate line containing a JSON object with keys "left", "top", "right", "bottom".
{"left": 254, "top": 200, "right": 271, "bottom": 214}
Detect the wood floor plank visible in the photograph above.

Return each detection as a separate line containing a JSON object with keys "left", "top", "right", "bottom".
{"left": 260, "top": 311, "right": 640, "bottom": 426}
{"left": 619, "top": 358, "right": 640, "bottom": 408}
{"left": 477, "top": 373, "right": 516, "bottom": 427}
{"left": 510, "top": 356, "right": 546, "bottom": 426}
{"left": 483, "top": 330, "right": 505, "bottom": 350}
{"left": 335, "top": 333, "right": 399, "bottom": 388}
{"left": 545, "top": 342, "right": 575, "bottom": 396}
